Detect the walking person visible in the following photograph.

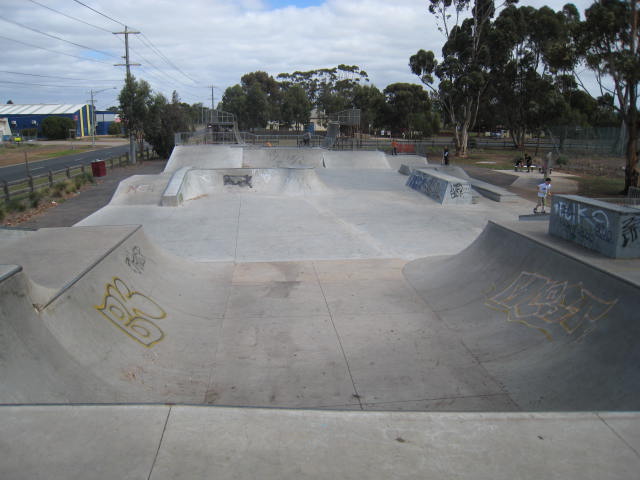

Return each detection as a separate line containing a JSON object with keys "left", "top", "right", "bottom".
{"left": 533, "top": 178, "right": 552, "bottom": 214}
{"left": 442, "top": 146, "right": 449, "bottom": 165}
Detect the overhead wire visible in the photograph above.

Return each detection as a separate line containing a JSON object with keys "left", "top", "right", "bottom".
{"left": 3, "top": 0, "right": 207, "bottom": 105}
{"left": 26, "top": 0, "right": 113, "bottom": 33}
{"left": 0, "top": 16, "right": 117, "bottom": 59}
{"left": 0, "top": 70, "right": 119, "bottom": 83}
{"left": 0, "top": 34, "right": 111, "bottom": 64}
{"left": 71, "top": 0, "right": 126, "bottom": 27}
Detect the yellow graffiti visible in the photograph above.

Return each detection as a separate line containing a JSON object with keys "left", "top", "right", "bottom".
{"left": 485, "top": 271, "right": 617, "bottom": 341}
{"left": 94, "top": 277, "right": 166, "bottom": 347}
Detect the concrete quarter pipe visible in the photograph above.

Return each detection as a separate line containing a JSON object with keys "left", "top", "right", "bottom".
{"left": 404, "top": 221, "right": 640, "bottom": 410}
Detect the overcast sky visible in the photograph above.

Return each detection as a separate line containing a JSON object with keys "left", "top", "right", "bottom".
{"left": 0, "top": 0, "right": 598, "bottom": 111}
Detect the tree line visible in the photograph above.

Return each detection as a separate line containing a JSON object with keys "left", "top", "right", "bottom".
{"left": 410, "top": 0, "right": 638, "bottom": 191}
{"left": 218, "top": 65, "right": 440, "bottom": 137}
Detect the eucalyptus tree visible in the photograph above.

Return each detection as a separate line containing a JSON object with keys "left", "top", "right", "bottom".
{"left": 281, "top": 84, "right": 312, "bottom": 130}
{"left": 486, "top": 5, "right": 571, "bottom": 148}
{"left": 410, "top": 0, "right": 515, "bottom": 156}
{"left": 220, "top": 85, "right": 248, "bottom": 129}
{"left": 352, "top": 84, "right": 386, "bottom": 134}
{"left": 382, "top": 83, "right": 437, "bottom": 137}
{"left": 277, "top": 65, "right": 369, "bottom": 118}
{"left": 142, "top": 91, "right": 189, "bottom": 158}
{"left": 576, "top": 0, "right": 640, "bottom": 191}
{"left": 118, "top": 75, "right": 152, "bottom": 155}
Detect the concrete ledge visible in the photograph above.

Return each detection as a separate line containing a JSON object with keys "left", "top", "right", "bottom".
{"left": 550, "top": 195, "right": 640, "bottom": 258}
{"left": 161, "top": 166, "right": 191, "bottom": 206}
{"left": 469, "top": 179, "right": 519, "bottom": 202}
{"left": 406, "top": 169, "right": 472, "bottom": 204}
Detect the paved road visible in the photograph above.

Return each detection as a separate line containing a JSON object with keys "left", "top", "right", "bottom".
{"left": 0, "top": 144, "right": 129, "bottom": 183}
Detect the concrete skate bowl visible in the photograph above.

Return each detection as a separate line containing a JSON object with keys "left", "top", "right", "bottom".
{"left": 403, "top": 221, "right": 640, "bottom": 411}
{"left": 180, "top": 167, "right": 330, "bottom": 199}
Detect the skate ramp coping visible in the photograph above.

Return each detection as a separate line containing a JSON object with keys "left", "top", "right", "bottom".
{"left": 406, "top": 168, "right": 473, "bottom": 204}
{"left": 403, "top": 220, "right": 640, "bottom": 410}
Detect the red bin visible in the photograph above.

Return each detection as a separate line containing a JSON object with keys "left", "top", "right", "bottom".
{"left": 91, "top": 160, "right": 107, "bottom": 177}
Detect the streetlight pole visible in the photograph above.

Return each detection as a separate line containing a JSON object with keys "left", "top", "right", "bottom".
{"left": 89, "top": 87, "right": 116, "bottom": 148}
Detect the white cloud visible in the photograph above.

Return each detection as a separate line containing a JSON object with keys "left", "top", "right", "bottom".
{"left": 0, "top": 0, "right": 601, "bottom": 109}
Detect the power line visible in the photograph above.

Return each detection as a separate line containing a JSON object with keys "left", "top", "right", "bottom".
{"left": 27, "top": 0, "right": 113, "bottom": 33}
{"left": 138, "top": 33, "right": 198, "bottom": 84}
{"left": 0, "top": 34, "right": 111, "bottom": 63}
{"left": 0, "top": 16, "right": 117, "bottom": 58}
{"left": 71, "top": 0, "right": 125, "bottom": 27}
{"left": 0, "top": 70, "right": 120, "bottom": 83}
{"left": 0, "top": 79, "right": 116, "bottom": 89}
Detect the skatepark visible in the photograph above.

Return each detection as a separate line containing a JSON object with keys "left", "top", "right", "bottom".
{"left": 1, "top": 144, "right": 639, "bottom": 478}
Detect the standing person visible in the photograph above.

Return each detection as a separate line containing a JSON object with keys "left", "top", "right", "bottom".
{"left": 443, "top": 146, "right": 450, "bottom": 165}
{"left": 534, "top": 178, "right": 552, "bottom": 214}
{"left": 525, "top": 154, "right": 532, "bottom": 172}
{"left": 391, "top": 140, "right": 398, "bottom": 155}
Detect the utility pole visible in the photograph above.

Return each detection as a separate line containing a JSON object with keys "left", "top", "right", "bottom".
{"left": 90, "top": 87, "right": 116, "bottom": 147}
{"left": 114, "top": 26, "right": 140, "bottom": 164}
{"left": 209, "top": 85, "right": 217, "bottom": 123}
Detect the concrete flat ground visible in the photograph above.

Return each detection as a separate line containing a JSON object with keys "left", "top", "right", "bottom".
{"left": 1, "top": 145, "right": 639, "bottom": 479}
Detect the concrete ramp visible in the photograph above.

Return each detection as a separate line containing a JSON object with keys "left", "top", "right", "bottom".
{"left": 0, "top": 226, "right": 236, "bottom": 404}
{"left": 165, "top": 145, "right": 242, "bottom": 172}
{"left": 242, "top": 148, "right": 324, "bottom": 168}
{"left": 403, "top": 221, "right": 640, "bottom": 410}
{"left": 181, "top": 167, "right": 330, "bottom": 199}
{"left": 322, "top": 150, "right": 391, "bottom": 169}
{"left": 109, "top": 174, "right": 171, "bottom": 205}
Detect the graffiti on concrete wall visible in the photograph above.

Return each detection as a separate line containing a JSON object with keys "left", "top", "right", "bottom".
{"left": 450, "top": 183, "right": 470, "bottom": 199}
{"left": 94, "top": 277, "right": 166, "bottom": 347}
{"left": 406, "top": 172, "right": 443, "bottom": 202}
{"left": 485, "top": 271, "right": 617, "bottom": 341}
{"left": 224, "top": 174, "right": 252, "bottom": 188}
{"left": 125, "top": 246, "right": 146, "bottom": 274}
{"left": 553, "top": 200, "right": 614, "bottom": 245}
{"left": 622, "top": 216, "right": 640, "bottom": 247}
{"left": 126, "top": 184, "right": 154, "bottom": 194}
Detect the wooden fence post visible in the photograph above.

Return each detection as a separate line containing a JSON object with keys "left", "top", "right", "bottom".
{"left": 28, "top": 175, "right": 34, "bottom": 193}
{"left": 48, "top": 170, "right": 53, "bottom": 187}
{"left": 2, "top": 180, "right": 9, "bottom": 201}
{"left": 66, "top": 167, "right": 71, "bottom": 178}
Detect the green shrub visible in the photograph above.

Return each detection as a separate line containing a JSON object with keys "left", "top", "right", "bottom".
{"left": 556, "top": 155, "right": 569, "bottom": 166}
{"left": 29, "top": 191, "right": 44, "bottom": 208}
{"left": 74, "top": 175, "right": 84, "bottom": 189}
{"left": 108, "top": 121, "right": 123, "bottom": 135}
{"left": 6, "top": 198, "right": 26, "bottom": 212}
{"left": 52, "top": 181, "right": 68, "bottom": 197}
{"left": 65, "top": 182, "right": 77, "bottom": 194}
{"left": 42, "top": 116, "right": 76, "bottom": 140}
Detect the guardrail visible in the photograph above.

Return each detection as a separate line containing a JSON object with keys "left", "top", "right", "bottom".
{"left": 1, "top": 148, "right": 158, "bottom": 203}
